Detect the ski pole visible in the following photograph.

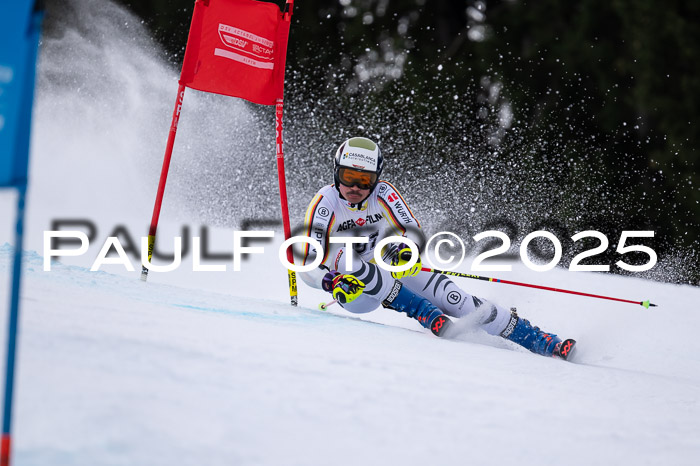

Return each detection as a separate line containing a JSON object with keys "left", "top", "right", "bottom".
{"left": 318, "top": 300, "right": 337, "bottom": 310}
{"left": 421, "top": 267, "right": 657, "bottom": 308}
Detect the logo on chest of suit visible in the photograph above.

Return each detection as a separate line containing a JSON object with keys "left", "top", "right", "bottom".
{"left": 388, "top": 193, "right": 398, "bottom": 202}
{"left": 336, "top": 213, "right": 383, "bottom": 232}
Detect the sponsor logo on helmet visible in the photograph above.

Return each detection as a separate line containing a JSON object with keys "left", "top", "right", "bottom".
{"left": 341, "top": 151, "right": 378, "bottom": 170}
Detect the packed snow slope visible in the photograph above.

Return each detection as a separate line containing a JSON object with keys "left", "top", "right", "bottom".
{"left": 1, "top": 0, "right": 699, "bottom": 465}
{"left": 1, "top": 242, "right": 700, "bottom": 466}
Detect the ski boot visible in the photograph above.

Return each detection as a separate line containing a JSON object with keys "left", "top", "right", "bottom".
{"left": 500, "top": 309, "right": 575, "bottom": 359}
{"left": 383, "top": 281, "right": 452, "bottom": 337}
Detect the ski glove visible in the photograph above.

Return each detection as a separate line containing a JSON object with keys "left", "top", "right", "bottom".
{"left": 322, "top": 270, "right": 366, "bottom": 304}
{"left": 322, "top": 270, "right": 340, "bottom": 293}
{"left": 332, "top": 274, "right": 366, "bottom": 304}
{"left": 381, "top": 243, "right": 422, "bottom": 279}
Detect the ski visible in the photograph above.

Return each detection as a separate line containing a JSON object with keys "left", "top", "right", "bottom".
{"left": 429, "top": 314, "right": 452, "bottom": 337}
{"left": 554, "top": 338, "right": 577, "bottom": 361}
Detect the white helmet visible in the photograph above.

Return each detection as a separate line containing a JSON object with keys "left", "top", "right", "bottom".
{"left": 333, "top": 137, "right": 384, "bottom": 192}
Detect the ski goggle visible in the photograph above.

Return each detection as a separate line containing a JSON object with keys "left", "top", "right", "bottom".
{"left": 338, "top": 167, "right": 377, "bottom": 189}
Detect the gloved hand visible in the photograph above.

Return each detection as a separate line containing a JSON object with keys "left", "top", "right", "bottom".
{"left": 322, "top": 270, "right": 340, "bottom": 293}
{"left": 381, "top": 243, "right": 422, "bottom": 279}
{"left": 331, "top": 274, "right": 366, "bottom": 304}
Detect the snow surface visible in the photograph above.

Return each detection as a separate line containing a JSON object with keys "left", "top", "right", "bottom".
{"left": 1, "top": 1, "right": 699, "bottom": 465}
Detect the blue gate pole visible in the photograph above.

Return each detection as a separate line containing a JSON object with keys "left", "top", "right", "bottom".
{"left": 1, "top": 185, "right": 27, "bottom": 466}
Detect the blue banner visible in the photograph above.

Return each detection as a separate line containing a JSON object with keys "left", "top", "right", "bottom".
{"left": 0, "top": 1, "right": 42, "bottom": 188}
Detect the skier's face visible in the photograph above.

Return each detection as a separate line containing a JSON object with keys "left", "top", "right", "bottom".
{"left": 339, "top": 183, "right": 370, "bottom": 204}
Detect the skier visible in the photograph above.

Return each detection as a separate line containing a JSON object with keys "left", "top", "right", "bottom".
{"left": 299, "top": 136, "right": 575, "bottom": 359}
